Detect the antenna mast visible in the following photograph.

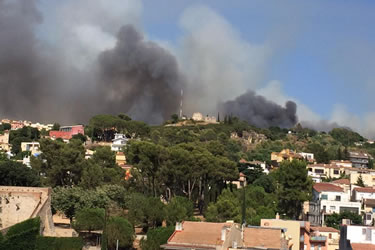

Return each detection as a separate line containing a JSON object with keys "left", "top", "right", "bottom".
{"left": 179, "top": 89, "right": 183, "bottom": 118}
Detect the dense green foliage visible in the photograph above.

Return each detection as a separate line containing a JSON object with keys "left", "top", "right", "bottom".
{"left": 325, "top": 211, "right": 362, "bottom": 229}
{"left": 140, "top": 226, "right": 175, "bottom": 250}
{"left": 0, "top": 159, "right": 40, "bottom": 186}
{"left": 9, "top": 126, "right": 40, "bottom": 157}
{"left": 277, "top": 160, "right": 312, "bottom": 219}
{"left": 0, "top": 218, "right": 40, "bottom": 250}
{"left": 329, "top": 128, "right": 364, "bottom": 146}
{"left": 106, "top": 217, "right": 134, "bottom": 250}
{"left": 73, "top": 208, "right": 105, "bottom": 232}
{"left": 35, "top": 236, "right": 84, "bottom": 250}
{"left": 4, "top": 113, "right": 375, "bottom": 248}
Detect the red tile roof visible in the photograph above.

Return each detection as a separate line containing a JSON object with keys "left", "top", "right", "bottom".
{"left": 167, "top": 221, "right": 230, "bottom": 247}
{"left": 313, "top": 183, "right": 344, "bottom": 193}
{"left": 311, "top": 226, "right": 339, "bottom": 233}
{"left": 353, "top": 187, "right": 375, "bottom": 193}
{"left": 331, "top": 179, "right": 350, "bottom": 185}
{"left": 243, "top": 227, "right": 283, "bottom": 249}
{"left": 351, "top": 243, "right": 375, "bottom": 250}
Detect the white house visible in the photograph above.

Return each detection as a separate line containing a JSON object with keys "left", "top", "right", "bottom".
{"left": 299, "top": 152, "right": 315, "bottom": 162}
{"left": 352, "top": 187, "right": 375, "bottom": 202}
{"left": 340, "top": 225, "right": 375, "bottom": 248}
{"left": 111, "top": 133, "right": 128, "bottom": 152}
{"left": 313, "top": 183, "right": 361, "bottom": 224}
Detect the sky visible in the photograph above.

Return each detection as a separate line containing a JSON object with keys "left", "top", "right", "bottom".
{"left": 5, "top": 0, "right": 375, "bottom": 137}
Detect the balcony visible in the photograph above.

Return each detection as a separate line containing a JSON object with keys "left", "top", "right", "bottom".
{"left": 310, "top": 236, "right": 327, "bottom": 242}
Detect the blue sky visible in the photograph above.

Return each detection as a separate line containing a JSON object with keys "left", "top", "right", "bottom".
{"left": 139, "top": 0, "right": 375, "bottom": 119}
{"left": 36, "top": 0, "right": 375, "bottom": 135}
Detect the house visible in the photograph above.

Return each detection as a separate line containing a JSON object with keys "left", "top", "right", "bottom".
{"left": 307, "top": 164, "right": 344, "bottom": 182}
{"left": 300, "top": 152, "right": 315, "bottom": 163}
{"left": 350, "top": 173, "right": 375, "bottom": 187}
{"left": 191, "top": 112, "right": 203, "bottom": 121}
{"left": 161, "top": 221, "right": 241, "bottom": 250}
{"left": 111, "top": 133, "right": 128, "bottom": 152}
{"left": 0, "top": 186, "right": 55, "bottom": 236}
{"left": 352, "top": 187, "right": 375, "bottom": 202}
{"left": 49, "top": 125, "right": 84, "bottom": 141}
{"left": 310, "top": 227, "right": 340, "bottom": 250}
{"left": 161, "top": 221, "right": 291, "bottom": 250}
{"left": 348, "top": 151, "right": 373, "bottom": 169}
{"left": 10, "top": 120, "right": 24, "bottom": 130}
{"left": 116, "top": 152, "right": 126, "bottom": 166}
{"left": 339, "top": 224, "right": 375, "bottom": 250}
{"left": 330, "top": 160, "right": 353, "bottom": 168}
{"left": 21, "top": 141, "right": 41, "bottom": 155}
{"left": 241, "top": 226, "right": 291, "bottom": 249}
{"left": 330, "top": 179, "right": 351, "bottom": 194}
{"left": 363, "top": 199, "right": 375, "bottom": 226}
{"left": 261, "top": 217, "right": 328, "bottom": 250}
{"left": 239, "top": 159, "right": 269, "bottom": 174}
{"left": 311, "top": 183, "right": 361, "bottom": 225}
{"left": 0, "top": 130, "right": 10, "bottom": 152}
{"left": 271, "top": 149, "right": 304, "bottom": 163}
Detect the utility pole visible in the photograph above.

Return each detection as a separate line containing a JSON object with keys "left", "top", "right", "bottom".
{"left": 101, "top": 207, "right": 108, "bottom": 250}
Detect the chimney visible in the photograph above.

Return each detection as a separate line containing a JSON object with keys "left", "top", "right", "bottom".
{"left": 221, "top": 227, "right": 227, "bottom": 241}
{"left": 175, "top": 222, "right": 183, "bottom": 231}
{"left": 342, "top": 219, "right": 351, "bottom": 225}
{"left": 276, "top": 213, "right": 280, "bottom": 220}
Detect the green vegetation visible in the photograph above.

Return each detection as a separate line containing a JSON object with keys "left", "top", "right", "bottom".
{"left": 325, "top": 211, "right": 362, "bottom": 229}
{"left": 4, "top": 113, "right": 375, "bottom": 248}
{"left": 140, "top": 226, "right": 175, "bottom": 250}
{"left": 35, "top": 237, "right": 83, "bottom": 250}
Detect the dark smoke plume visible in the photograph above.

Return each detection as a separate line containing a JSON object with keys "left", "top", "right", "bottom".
{"left": 97, "top": 25, "right": 183, "bottom": 123}
{"left": 0, "top": 1, "right": 182, "bottom": 124}
{"left": 220, "top": 91, "right": 298, "bottom": 128}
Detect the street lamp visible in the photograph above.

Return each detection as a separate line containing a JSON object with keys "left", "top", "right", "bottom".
{"left": 239, "top": 173, "right": 246, "bottom": 226}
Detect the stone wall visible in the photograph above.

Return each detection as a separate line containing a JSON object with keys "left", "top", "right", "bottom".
{"left": 0, "top": 186, "right": 55, "bottom": 236}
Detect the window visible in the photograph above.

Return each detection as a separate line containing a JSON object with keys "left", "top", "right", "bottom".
{"left": 367, "top": 214, "right": 372, "bottom": 220}
{"left": 308, "top": 168, "right": 312, "bottom": 172}
{"left": 330, "top": 206, "right": 336, "bottom": 211}
{"left": 334, "top": 170, "right": 339, "bottom": 174}
{"left": 315, "top": 169, "right": 324, "bottom": 174}
{"left": 321, "top": 194, "right": 328, "bottom": 200}
{"left": 329, "top": 233, "right": 332, "bottom": 239}
{"left": 335, "top": 195, "right": 341, "bottom": 201}
{"left": 362, "top": 228, "right": 367, "bottom": 235}
{"left": 323, "top": 206, "right": 326, "bottom": 212}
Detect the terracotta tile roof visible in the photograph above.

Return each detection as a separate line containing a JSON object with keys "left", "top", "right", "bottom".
{"left": 310, "top": 226, "right": 339, "bottom": 233}
{"left": 167, "top": 221, "right": 230, "bottom": 247}
{"left": 331, "top": 179, "right": 350, "bottom": 185}
{"left": 354, "top": 187, "right": 375, "bottom": 193}
{"left": 243, "top": 227, "right": 283, "bottom": 249}
{"left": 313, "top": 183, "right": 344, "bottom": 193}
{"left": 351, "top": 243, "right": 375, "bottom": 250}
{"left": 364, "top": 199, "right": 375, "bottom": 207}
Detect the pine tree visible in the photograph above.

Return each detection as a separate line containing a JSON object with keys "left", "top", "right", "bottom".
{"left": 337, "top": 147, "right": 342, "bottom": 160}
{"left": 217, "top": 112, "right": 220, "bottom": 122}
{"left": 356, "top": 174, "right": 365, "bottom": 187}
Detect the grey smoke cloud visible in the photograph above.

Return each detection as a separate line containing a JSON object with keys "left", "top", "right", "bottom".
{"left": 97, "top": 25, "right": 183, "bottom": 123}
{"left": 0, "top": 0, "right": 182, "bottom": 124}
{"left": 219, "top": 91, "right": 297, "bottom": 128}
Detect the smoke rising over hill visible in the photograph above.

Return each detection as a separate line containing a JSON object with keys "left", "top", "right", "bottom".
{"left": 0, "top": 0, "right": 299, "bottom": 128}
{"left": 219, "top": 91, "right": 298, "bottom": 128}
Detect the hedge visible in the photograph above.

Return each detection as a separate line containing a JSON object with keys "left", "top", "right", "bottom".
{"left": 35, "top": 236, "right": 84, "bottom": 250}
{"left": 1, "top": 217, "right": 40, "bottom": 250}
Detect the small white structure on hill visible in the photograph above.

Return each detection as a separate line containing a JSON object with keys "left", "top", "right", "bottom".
{"left": 111, "top": 133, "right": 128, "bottom": 152}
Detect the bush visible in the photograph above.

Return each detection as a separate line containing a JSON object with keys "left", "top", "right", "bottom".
{"left": 35, "top": 236, "right": 84, "bottom": 250}
{"left": 73, "top": 208, "right": 105, "bottom": 233}
{"left": 140, "top": 226, "right": 175, "bottom": 250}
{"left": 1, "top": 217, "right": 40, "bottom": 250}
{"left": 106, "top": 216, "right": 134, "bottom": 249}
